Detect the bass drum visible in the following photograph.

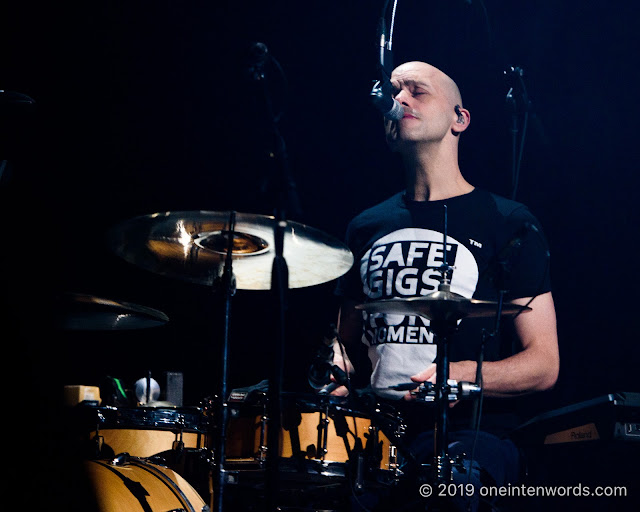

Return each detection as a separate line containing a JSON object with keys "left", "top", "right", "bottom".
{"left": 71, "top": 405, "right": 213, "bottom": 506}
{"left": 84, "top": 456, "right": 207, "bottom": 512}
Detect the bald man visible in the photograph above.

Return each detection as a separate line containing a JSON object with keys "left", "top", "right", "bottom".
{"left": 331, "top": 62, "right": 558, "bottom": 510}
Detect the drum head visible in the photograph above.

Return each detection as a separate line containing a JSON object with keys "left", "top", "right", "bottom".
{"left": 84, "top": 457, "right": 206, "bottom": 512}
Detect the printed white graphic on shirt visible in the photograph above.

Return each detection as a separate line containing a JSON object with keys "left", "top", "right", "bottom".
{"left": 360, "top": 228, "right": 479, "bottom": 345}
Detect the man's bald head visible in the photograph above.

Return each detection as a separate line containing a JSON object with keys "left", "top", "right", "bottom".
{"left": 385, "top": 61, "right": 470, "bottom": 151}
{"left": 392, "top": 61, "right": 463, "bottom": 108}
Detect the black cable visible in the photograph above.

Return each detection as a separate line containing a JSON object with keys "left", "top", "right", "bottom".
{"left": 511, "top": 109, "right": 529, "bottom": 201}
{"left": 268, "top": 54, "right": 289, "bottom": 124}
{"left": 475, "top": 0, "right": 495, "bottom": 51}
{"left": 511, "top": 226, "right": 551, "bottom": 321}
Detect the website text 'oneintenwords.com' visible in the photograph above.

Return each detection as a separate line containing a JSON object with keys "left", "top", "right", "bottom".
{"left": 418, "top": 482, "right": 629, "bottom": 499}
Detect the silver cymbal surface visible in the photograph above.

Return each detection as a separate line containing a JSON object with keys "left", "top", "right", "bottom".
{"left": 55, "top": 293, "right": 169, "bottom": 330}
{"left": 356, "top": 290, "right": 530, "bottom": 321}
{"left": 107, "top": 211, "right": 354, "bottom": 289}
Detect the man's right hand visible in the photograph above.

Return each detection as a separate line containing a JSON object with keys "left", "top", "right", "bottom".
{"left": 329, "top": 383, "right": 349, "bottom": 396}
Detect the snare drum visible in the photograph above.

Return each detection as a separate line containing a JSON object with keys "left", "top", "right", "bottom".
{"left": 226, "top": 393, "right": 400, "bottom": 481}
{"left": 82, "top": 405, "right": 211, "bottom": 459}
{"left": 84, "top": 456, "right": 206, "bottom": 512}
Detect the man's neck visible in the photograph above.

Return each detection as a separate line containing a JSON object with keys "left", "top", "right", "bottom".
{"left": 402, "top": 145, "right": 474, "bottom": 201}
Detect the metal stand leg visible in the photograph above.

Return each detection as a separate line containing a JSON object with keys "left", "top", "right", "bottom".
{"left": 213, "top": 211, "right": 237, "bottom": 512}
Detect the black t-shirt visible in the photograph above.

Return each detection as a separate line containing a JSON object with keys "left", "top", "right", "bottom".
{"left": 335, "top": 188, "right": 551, "bottom": 437}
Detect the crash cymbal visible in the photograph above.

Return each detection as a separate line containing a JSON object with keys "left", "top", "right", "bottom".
{"left": 55, "top": 293, "right": 169, "bottom": 330}
{"left": 356, "top": 289, "right": 531, "bottom": 321}
{"left": 107, "top": 211, "right": 354, "bottom": 289}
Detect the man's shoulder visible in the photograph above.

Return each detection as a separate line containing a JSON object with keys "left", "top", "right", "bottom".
{"left": 482, "top": 189, "right": 530, "bottom": 219}
{"left": 348, "top": 191, "right": 405, "bottom": 228}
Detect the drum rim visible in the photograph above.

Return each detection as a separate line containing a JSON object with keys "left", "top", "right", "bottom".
{"left": 83, "top": 405, "right": 210, "bottom": 430}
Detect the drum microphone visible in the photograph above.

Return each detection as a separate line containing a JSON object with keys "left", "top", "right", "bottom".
{"left": 483, "top": 222, "right": 543, "bottom": 286}
{"left": 316, "top": 381, "right": 339, "bottom": 395}
{"left": 308, "top": 361, "right": 333, "bottom": 391}
{"left": 502, "top": 221, "right": 539, "bottom": 253}
{"left": 309, "top": 364, "right": 349, "bottom": 395}
{"left": 308, "top": 326, "right": 338, "bottom": 391}
{"left": 315, "top": 366, "right": 349, "bottom": 395}
{"left": 308, "top": 324, "right": 352, "bottom": 394}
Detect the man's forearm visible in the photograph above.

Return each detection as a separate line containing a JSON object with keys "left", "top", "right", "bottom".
{"left": 450, "top": 346, "right": 559, "bottom": 397}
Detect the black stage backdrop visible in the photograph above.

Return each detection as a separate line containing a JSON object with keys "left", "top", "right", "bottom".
{"left": 1, "top": 1, "right": 638, "bottom": 510}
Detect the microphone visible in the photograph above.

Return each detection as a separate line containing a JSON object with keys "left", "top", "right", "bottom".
{"left": 307, "top": 326, "right": 339, "bottom": 391}
{"left": 246, "top": 41, "right": 269, "bottom": 81}
{"left": 315, "top": 365, "right": 349, "bottom": 394}
{"left": 370, "top": 81, "right": 404, "bottom": 121}
{"left": 483, "top": 221, "right": 547, "bottom": 295}
{"left": 484, "top": 222, "right": 539, "bottom": 281}
{"left": 500, "top": 222, "right": 538, "bottom": 256}
{"left": 308, "top": 358, "right": 333, "bottom": 391}
{"left": 313, "top": 367, "right": 349, "bottom": 395}
{"left": 316, "top": 381, "right": 339, "bottom": 395}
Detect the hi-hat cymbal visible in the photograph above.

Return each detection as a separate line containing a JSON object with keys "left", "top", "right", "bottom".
{"left": 356, "top": 289, "right": 531, "bottom": 321}
{"left": 107, "top": 211, "right": 354, "bottom": 289}
{"left": 55, "top": 293, "right": 169, "bottom": 330}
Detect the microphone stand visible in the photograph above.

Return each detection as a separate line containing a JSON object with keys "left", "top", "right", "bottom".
{"left": 505, "top": 66, "right": 548, "bottom": 201}
{"left": 505, "top": 85, "right": 519, "bottom": 201}
{"left": 250, "top": 43, "right": 301, "bottom": 512}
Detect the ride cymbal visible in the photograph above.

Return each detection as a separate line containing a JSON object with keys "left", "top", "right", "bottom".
{"left": 107, "top": 211, "right": 354, "bottom": 289}
{"left": 356, "top": 289, "right": 531, "bottom": 321}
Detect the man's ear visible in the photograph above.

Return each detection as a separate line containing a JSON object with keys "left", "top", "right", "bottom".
{"left": 452, "top": 104, "right": 470, "bottom": 135}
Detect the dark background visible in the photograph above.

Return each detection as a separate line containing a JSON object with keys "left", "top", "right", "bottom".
{"left": 1, "top": 1, "right": 639, "bottom": 510}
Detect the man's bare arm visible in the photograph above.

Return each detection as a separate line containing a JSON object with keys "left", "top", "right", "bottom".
{"left": 409, "top": 291, "right": 559, "bottom": 397}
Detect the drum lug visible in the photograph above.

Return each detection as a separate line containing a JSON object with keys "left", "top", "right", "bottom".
{"left": 90, "top": 432, "right": 104, "bottom": 458}
{"left": 110, "top": 452, "right": 132, "bottom": 466}
{"left": 387, "top": 445, "right": 404, "bottom": 483}
{"left": 90, "top": 414, "right": 106, "bottom": 458}
{"left": 388, "top": 444, "right": 399, "bottom": 470}
{"left": 172, "top": 429, "right": 185, "bottom": 453}
{"left": 257, "top": 405, "right": 268, "bottom": 463}
{"left": 172, "top": 439, "right": 185, "bottom": 453}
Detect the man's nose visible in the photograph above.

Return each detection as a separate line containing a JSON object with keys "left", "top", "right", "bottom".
{"left": 394, "top": 89, "right": 410, "bottom": 106}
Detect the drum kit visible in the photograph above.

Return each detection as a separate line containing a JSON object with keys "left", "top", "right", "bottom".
{"left": 54, "top": 35, "right": 530, "bottom": 511}
{"left": 59, "top": 203, "right": 530, "bottom": 512}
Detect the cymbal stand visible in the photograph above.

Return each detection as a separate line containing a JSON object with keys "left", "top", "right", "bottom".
{"left": 429, "top": 204, "right": 456, "bottom": 483}
{"left": 212, "top": 210, "right": 237, "bottom": 512}
{"left": 429, "top": 315, "right": 457, "bottom": 484}
{"left": 426, "top": 204, "right": 480, "bottom": 484}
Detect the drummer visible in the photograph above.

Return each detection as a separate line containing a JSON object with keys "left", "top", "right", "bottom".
{"left": 330, "top": 61, "right": 559, "bottom": 510}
